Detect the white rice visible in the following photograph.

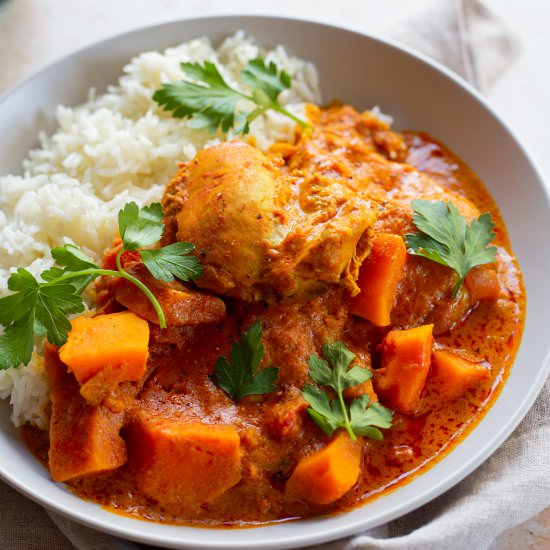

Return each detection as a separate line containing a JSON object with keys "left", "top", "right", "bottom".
{"left": 0, "top": 32, "right": 321, "bottom": 428}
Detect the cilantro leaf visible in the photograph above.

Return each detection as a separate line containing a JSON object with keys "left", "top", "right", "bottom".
{"left": 0, "top": 201, "right": 203, "bottom": 370}
{"left": 42, "top": 244, "right": 99, "bottom": 293}
{"left": 118, "top": 201, "right": 201, "bottom": 285}
{"left": 118, "top": 201, "right": 164, "bottom": 250}
{"left": 153, "top": 61, "right": 245, "bottom": 133}
{"left": 405, "top": 200, "right": 497, "bottom": 297}
{"left": 309, "top": 342, "right": 372, "bottom": 393}
{"left": 303, "top": 341, "right": 392, "bottom": 441}
{"left": 349, "top": 396, "right": 393, "bottom": 440}
{"left": 0, "top": 269, "right": 40, "bottom": 368}
{"left": 34, "top": 284, "right": 86, "bottom": 345}
{"left": 241, "top": 58, "right": 291, "bottom": 107}
{"left": 212, "top": 320, "right": 279, "bottom": 400}
{"left": 7, "top": 266, "right": 38, "bottom": 293}
{"left": 153, "top": 57, "right": 309, "bottom": 135}
{"left": 139, "top": 242, "right": 202, "bottom": 282}
{"left": 0, "top": 312, "right": 35, "bottom": 370}
{"left": 0, "top": 268, "right": 86, "bottom": 369}
{"left": 51, "top": 244, "right": 97, "bottom": 271}
{"left": 302, "top": 384, "right": 343, "bottom": 435}
{"left": 0, "top": 269, "right": 38, "bottom": 326}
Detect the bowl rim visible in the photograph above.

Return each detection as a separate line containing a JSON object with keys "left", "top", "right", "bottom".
{"left": 0, "top": 13, "right": 549, "bottom": 550}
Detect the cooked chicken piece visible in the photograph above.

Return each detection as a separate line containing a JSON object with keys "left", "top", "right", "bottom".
{"left": 292, "top": 106, "right": 484, "bottom": 333}
{"left": 162, "top": 140, "right": 377, "bottom": 301}
{"left": 162, "top": 104, "right": 483, "bottom": 319}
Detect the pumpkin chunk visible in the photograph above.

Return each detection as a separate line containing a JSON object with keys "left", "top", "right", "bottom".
{"left": 285, "top": 432, "right": 361, "bottom": 505}
{"left": 464, "top": 265, "right": 500, "bottom": 302}
{"left": 350, "top": 233, "right": 407, "bottom": 326}
{"left": 45, "top": 345, "right": 126, "bottom": 482}
{"left": 129, "top": 418, "right": 242, "bottom": 507}
{"left": 59, "top": 311, "right": 149, "bottom": 385}
{"left": 431, "top": 348, "right": 490, "bottom": 401}
{"left": 375, "top": 324, "right": 434, "bottom": 413}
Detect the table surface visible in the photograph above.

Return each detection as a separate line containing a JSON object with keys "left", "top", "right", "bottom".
{"left": 0, "top": 0, "right": 548, "bottom": 548}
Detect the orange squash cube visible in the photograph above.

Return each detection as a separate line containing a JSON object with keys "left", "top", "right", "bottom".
{"left": 59, "top": 311, "right": 149, "bottom": 384}
{"left": 285, "top": 432, "right": 362, "bottom": 505}
{"left": 375, "top": 324, "right": 434, "bottom": 413}
{"left": 431, "top": 348, "right": 490, "bottom": 401}
{"left": 129, "top": 418, "right": 242, "bottom": 507}
{"left": 465, "top": 265, "right": 500, "bottom": 302}
{"left": 45, "top": 345, "right": 126, "bottom": 482}
{"left": 350, "top": 233, "right": 407, "bottom": 326}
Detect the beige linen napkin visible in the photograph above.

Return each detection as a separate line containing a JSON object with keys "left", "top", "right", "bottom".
{"left": 4, "top": 1, "right": 546, "bottom": 549}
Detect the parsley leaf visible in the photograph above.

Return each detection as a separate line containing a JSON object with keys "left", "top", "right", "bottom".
{"left": 302, "top": 384, "right": 344, "bottom": 435}
{"left": 51, "top": 244, "right": 97, "bottom": 271}
{"left": 0, "top": 269, "right": 39, "bottom": 326}
{"left": 0, "top": 269, "right": 41, "bottom": 368}
{"left": 118, "top": 201, "right": 164, "bottom": 250}
{"left": 241, "top": 58, "right": 291, "bottom": 105}
{"left": 33, "top": 283, "right": 86, "bottom": 345}
{"left": 140, "top": 242, "right": 202, "bottom": 283}
{"left": 153, "top": 57, "right": 310, "bottom": 135}
{"left": 303, "top": 342, "right": 393, "bottom": 441}
{"left": 0, "top": 202, "right": 202, "bottom": 370}
{"left": 0, "top": 268, "right": 86, "bottom": 369}
{"left": 42, "top": 244, "right": 98, "bottom": 293}
{"left": 118, "top": 201, "right": 201, "bottom": 282}
{"left": 212, "top": 320, "right": 279, "bottom": 400}
{"left": 405, "top": 200, "right": 497, "bottom": 297}
{"left": 348, "top": 396, "right": 393, "bottom": 440}
{"left": 154, "top": 61, "right": 245, "bottom": 134}
{"left": 0, "top": 312, "right": 35, "bottom": 370}
{"left": 309, "top": 342, "right": 372, "bottom": 392}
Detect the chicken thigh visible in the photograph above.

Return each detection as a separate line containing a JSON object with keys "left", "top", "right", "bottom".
{"left": 162, "top": 139, "right": 377, "bottom": 301}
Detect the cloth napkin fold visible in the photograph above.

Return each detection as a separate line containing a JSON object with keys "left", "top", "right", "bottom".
{"left": 384, "top": 0, "right": 521, "bottom": 93}
{"left": 3, "top": 1, "right": 547, "bottom": 549}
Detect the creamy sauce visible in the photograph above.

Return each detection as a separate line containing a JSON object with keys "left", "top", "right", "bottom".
{"left": 25, "top": 108, "right": 525, "bottom": 527}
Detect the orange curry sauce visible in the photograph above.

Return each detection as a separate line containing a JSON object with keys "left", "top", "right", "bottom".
{"left": 24, "top": 105, "right": 525, "bottom": 527}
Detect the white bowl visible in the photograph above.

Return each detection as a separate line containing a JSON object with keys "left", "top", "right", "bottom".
{"left": 0, "top": 15, "right": 549, "bottom": 550}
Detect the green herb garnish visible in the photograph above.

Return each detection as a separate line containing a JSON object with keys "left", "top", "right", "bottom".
{"left": 118, "top": 202, "right": 200, "bottom": 283}
{"left": 303, "top": 342, "right": 392, "bottom": 441}
{"left": 212, "top": 320, "right": 279, "bottom": 400}
{"left": 405, "top": 200, "right": 497, "bottom": 297}
{"left": 0, "top": 201, "right": 201, "bottom": 370}
{"left": 152, "top": 58, "right": 310, "bottom": 134}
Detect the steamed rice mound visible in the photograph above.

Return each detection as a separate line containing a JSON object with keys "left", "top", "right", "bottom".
{"left": 0, "top": 32, "right": 321, "bottom": 428}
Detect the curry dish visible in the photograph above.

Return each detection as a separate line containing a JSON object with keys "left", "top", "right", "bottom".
{"left": 25, "top": 104, "right": 525, "bottom": 526}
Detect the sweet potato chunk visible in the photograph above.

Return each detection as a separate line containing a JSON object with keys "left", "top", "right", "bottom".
{"left": 431, "top": 348, "right": 490, "bottom": 401}
{"left": 375, "top": 324, "right": 434, "bottom": 414}
{"left": 59, "top": 311, "right": 149, "bottom": 385}
{"left": 129, "top": 418, "right": 241, "bottom": 507}
{"left": 350, "top": 233, "right": 407, "bottom": 326}
{"left": 285, "top": 432, "right": 362, "bottom": 505}
{"left": 78, "top": 365, "right": 139, "bottom": 408}
{"left": 44, "top": 345, "right": 126, "bottom": 482}
{"left": 465, "top": 265, "right": 500, "bottom": 302}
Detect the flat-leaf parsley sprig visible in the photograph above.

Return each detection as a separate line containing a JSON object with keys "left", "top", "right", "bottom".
{"left": 152, "top": 57, "right": 310, "bottom": 135}
{"left": 212, "top": 320, "right": 279, "bottom": 400}
{"left": 117, "top": 202, "right": 201, "bottom": 283}
{"left": 405, "top": 200, "right": 497, "bottom": 297}
{"left": 303, "top": 342, "right": 393, "bottom": 441}
{"left": 0, "top": 201, "right": 201, "bottom": 370}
